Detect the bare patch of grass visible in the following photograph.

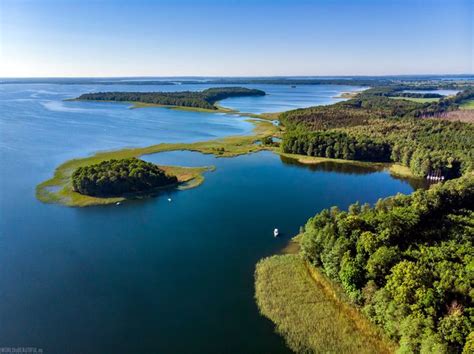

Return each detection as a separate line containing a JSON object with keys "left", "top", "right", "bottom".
{"left": 389, "top": 96, "right": 440, "bottom": 103}
{"left": 387, "top": 164, "right": 413, "bottom": 178}
{"left": 437, "top": 110, "right": 474, "bottom": 124}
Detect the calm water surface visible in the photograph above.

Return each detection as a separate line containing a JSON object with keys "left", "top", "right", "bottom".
{"left": 218, "top": 84, "right": 367, "bottom": 113}
{"left": 0, "top": 83, "right": 417, "bottom": 353}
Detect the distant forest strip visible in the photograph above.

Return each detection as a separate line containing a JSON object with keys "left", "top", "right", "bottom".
{"left": 4, "top": 76, "right": 473, "bottom": 87}
{"left": 76, "top": 87, "right": 265, "bottom": 110}
{"left": 280, "top": 87, "right": 474, "bottom": 178}
{"left": 196, "top": 78, "right": 471, "bottom": 89}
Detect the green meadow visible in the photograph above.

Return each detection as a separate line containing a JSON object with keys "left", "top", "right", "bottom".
{"left": 460, "top": 99, "right": 474, "bottom": 110}
{"left": 389, "top": 96, "right": 440, "bottom": 103}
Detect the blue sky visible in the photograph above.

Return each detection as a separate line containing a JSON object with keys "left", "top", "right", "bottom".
{"left": 0, "top": 0, "right": 472, "bottom": 77}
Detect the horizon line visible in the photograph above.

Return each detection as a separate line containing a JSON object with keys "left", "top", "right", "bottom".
{"left": 2, "top": 73, "right": 474, "bottom": 79}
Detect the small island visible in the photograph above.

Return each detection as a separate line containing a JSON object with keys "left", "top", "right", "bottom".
{"left": 72, "top": 158, "right": 178, "bottom": 197}
{"left": 75, "top": 87, "right": 266, "bottom": 110}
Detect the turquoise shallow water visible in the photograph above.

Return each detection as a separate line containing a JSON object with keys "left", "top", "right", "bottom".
{"left": 0, "top": 82, "right": 417, "bottom": 353}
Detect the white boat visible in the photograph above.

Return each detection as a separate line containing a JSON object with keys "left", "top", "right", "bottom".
{"left": 167, "top": 198, "right": 172, "bottom": 202}
{"left": 273, "top": 228, "right": 279, "bottom": 237}
{"left": 116, "top": 202, "right": 121, "bottom": 206}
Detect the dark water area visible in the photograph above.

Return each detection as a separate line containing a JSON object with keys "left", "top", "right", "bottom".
{"left": 0, "top": 83, "right": 418, "bottom": 353}
{"left": 279, "top": 156, "right": 428, "bottom": 190}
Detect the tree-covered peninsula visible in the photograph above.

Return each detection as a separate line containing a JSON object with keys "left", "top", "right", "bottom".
{"left": 75, "top": 87, "right": 266, "bottom": 110}
{"left": 280, "top": 87, "right": 474, "bottom": 179}
{"left": 72, "top": 158, "right": 178, "bottom": 197}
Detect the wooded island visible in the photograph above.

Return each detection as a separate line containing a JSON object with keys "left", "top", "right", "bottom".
{"left": 75, "top": 87, "right": 266, "bottom": 110}
{"left": 72, "top": 158, "right": 178, "bottom": 197}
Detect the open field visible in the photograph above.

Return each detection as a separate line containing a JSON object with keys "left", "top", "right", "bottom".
{"left": 460, "top": 99, "right": 474, "bottom": 110}
{"left": 255, "top": 254, "right": 396, "bottom": 353}
{"left": 389, "top": 96, "right": 440, "bottom": 103}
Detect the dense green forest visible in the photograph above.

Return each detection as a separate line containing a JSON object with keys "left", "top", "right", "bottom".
{"left": 76, "top": 87, "right": 265, "bottom": 110}
{"left": 183, "top": 78, "right": 471, "bottom": 88}
{"left": 299, "top": 175, "right": 474, "bottom": 353}
{"left": 281, "top": 88, "right": 474, "bottom": 178}
{"left": 189, "top": 78, "right": 394, "bottom": 86}
{"left": 72, "top": 158, "right": 177, "bottom": 197}
{"left": 391, "top": 92, "right": 443, "bottom": 99}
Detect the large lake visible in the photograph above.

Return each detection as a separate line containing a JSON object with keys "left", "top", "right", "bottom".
{"left": 0, "top": 82, "right": 417, "bottom": 353}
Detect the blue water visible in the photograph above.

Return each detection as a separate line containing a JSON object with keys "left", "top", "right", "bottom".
{"left": 219, "top": 84, "right": 367, "bottom": 113}
{"left": 0, "top": 84, "right": 254, "bottom": 165}
{"left": 0, "top": 82, "right": 417, "bottom": 353}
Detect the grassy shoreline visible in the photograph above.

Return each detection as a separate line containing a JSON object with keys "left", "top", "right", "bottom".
{"left": 70, "top": 98, "right": 237, "bottom": 114}
{"left": 255, "top": 254, "right": 396, "bottom": 353}
{"left": 36, "top": 119, "right": 279, "bottom": 207}
{"left": 71, "top": 98, "right": 281, "bottom": 121}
